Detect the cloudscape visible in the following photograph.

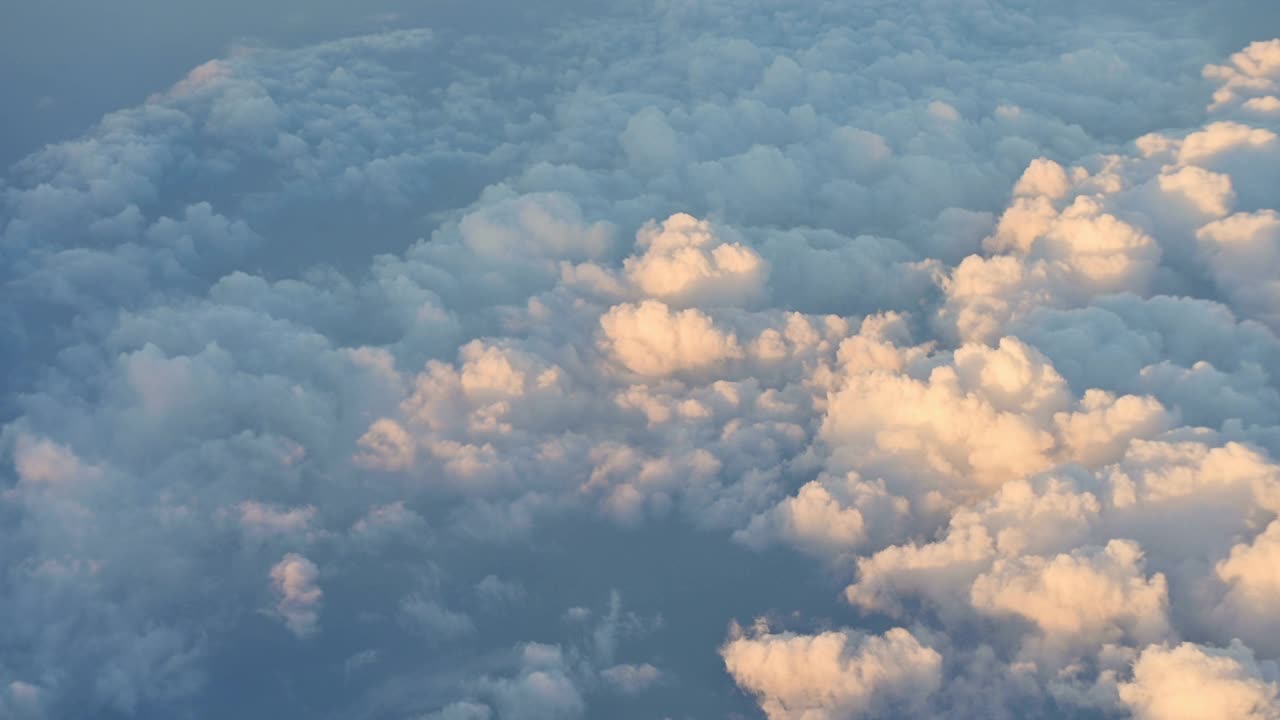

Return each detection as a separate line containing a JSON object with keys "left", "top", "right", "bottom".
{"left": 3, "top": 1, "right": 1280, "bottom": 718}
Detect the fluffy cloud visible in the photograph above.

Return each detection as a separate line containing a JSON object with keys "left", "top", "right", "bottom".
{"left": 837, "top": 433, "right": 1280, "bottom": 716}
{"left": 484, "top": 644, "right": 586, "bottom": 720}
{"left": 270, "top": 553, "right": 322, "bottom": 638}
{"left": 1196, "top": 210, "right": 1280, "bottom": 331}
{"left": 820, "top": 334, "right": 1172, "bottom": 503}
{"left": 733, "top": 473, "right": 909, "bottom": 560}
{"left": 969, "top": 540, "right": 1170, "bottom": 661}
{"left": 599, "top": 300, "right": 744, "bottom": 377}
{"left": 600, "top": 663, "right": 661, "bottom": 694}
{"left": 1118, "top": 641, "right": 1280, "bottom": 720}
{"left": 1212, "top": 520, "right": 1280, "bottom": 656}
{"left": 721, "top": 624, "right": 942, "bottom": 720}
{"left": 621, "top": 213, "right": 768, "bottom": 308}
{"left": 2, "top": 2, "right": 1280, "bottom": 718}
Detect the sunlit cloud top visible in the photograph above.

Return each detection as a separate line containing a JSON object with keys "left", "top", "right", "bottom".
{"left": 2, "top": 2, "right": 1280, "bottom": 719}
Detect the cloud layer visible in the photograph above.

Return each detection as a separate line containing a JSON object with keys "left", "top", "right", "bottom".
{"left": 3, "top": 2, "right": 1280, "bottom": 719}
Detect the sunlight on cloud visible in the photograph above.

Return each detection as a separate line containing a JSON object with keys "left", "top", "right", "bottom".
{"left": 2, "top": 2, "right": 1280, "bottom": 718}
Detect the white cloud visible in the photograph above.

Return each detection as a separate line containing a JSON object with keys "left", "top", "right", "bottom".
{"left": 1197, "top": 210, "right": 1280, "bottom": 331}
{"left": 270, "top": 553, "right": 322, "bottom": 638}
{"left": 734, "top": 473, "right": 909, "bottom": 560}
{"left": 970, "top": 540, "right": 1170, "bottom": 661}
{"left": 622, "top": 213, "right": 767, "bottom": 308}
{"left": 1212, "top": 520, "right": 1280, "bottom": 656}
{"left": 2, "top": 3, "right": 1280, "bottom": 717}
{"left": 721, "top": 624, "right": 942, "bottom": 719}
{"left": 1204, "top": 39, "right": 1280, "bottom": 110}
{"left": 599, "top": 300, "right": 744, "bottom": 377}
{"left": 1119, "top": 641, "right": 1280, "bottom": 720}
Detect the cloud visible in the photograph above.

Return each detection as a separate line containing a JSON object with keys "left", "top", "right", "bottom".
{"left": 620, "top": 213, "right": 768, "bottom": 308}
{"left": 969, "top": 540, "right": 1170, "bottom": 661}
{"left": 721, "top": 623, "right": 942, "bottom": 720}
{"left": 421, "top": 701, "right": 493, "bottom": 720}
{"left": 1196, "top": 210, "right": 1280, "bottom": 331}
{"left": 600, "top": 663, "right": 661, "bottom": 694}
{"left": 1204, "top": 39, "right": 1280, "bottom": 110}
{"left": 238, "top": 501, "right": 316, "bottom": 539}
{"left": 399, "top": 595, "right": 475, "bottom": 640}
{"left": 733, "top": 473, "right": 910, "bottom": 560}
{"left": 599, "top": 300, "right": 744, "bottom": 377}
{"left": 2, "top": 2, "right": 1280, "bottom": 718}
{"left": 270, "top": 553, "right": 322, "bottom": 638}
{"left": 1211, "top": 520, "right": 1280, "bottom": 656}
{"left": 1118, "top": 641, "right": 1280, "bottom": 720}
{"left": 820, "top": 333, "right": 1171, "bottom": 505}
{"left": 484, "top": 644, "right": 586, "bottom": 720}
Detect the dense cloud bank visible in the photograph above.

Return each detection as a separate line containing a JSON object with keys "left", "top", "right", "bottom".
{"left": 3, "top": 2, "right": 1280, "bottom": 718}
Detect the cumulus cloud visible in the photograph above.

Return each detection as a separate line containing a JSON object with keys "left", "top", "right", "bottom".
{"left": 1196, "top": 210, "right": 1280, "bottom": 330}
{"left": 621, "top": 213, "right": 768, "bottom": 308}
{"left": 820, "top": 333, "right": 1172, "bottom": 503}
{"left": 1118, "top": 641, "right": 1280, "bottom": 720}
{"left": 484, "top": 644, "right": 586, "bottom": 720}
{"left": 3, "top": 2, "right": 1280, "bottom": 718}
{"left": 969, "top": 540, "right": 1170, "bottom": 662}
{"left": 270, "top": 553, "right": 322, "bottom": 638}
{"left": 721, "top": 623, "right": 942, "bottom": 719}
{"left": 734, "top": 473, "right": 910, "bottom": 560}
{"left": 1212, "top": 520, "right": 1280, "bottom": 656}
{"left": 599, "top": 300, "right": 744, "bottom": 377}
{"left": 600, "top": 663, "right": 661, "bottom": 694}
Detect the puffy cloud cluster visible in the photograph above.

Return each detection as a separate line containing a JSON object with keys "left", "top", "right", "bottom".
{"left": 721, "top": 623, "right": 942, "bottom": 719}
{"left": 1119, "top": 641, "right": 1280, "bottom": 720}
{"left": 271, "top": 553, "right": 323, "bottom": 638}
{"left": 2, "top": 1, "right": 1280, "bottom": 718}
{"left": 621, "top": 213, "right": 768, "bottom": 308}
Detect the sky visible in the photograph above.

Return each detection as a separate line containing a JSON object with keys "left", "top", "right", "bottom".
{"left": 3, "top": 1, "right": 1280, "bottom": 719}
